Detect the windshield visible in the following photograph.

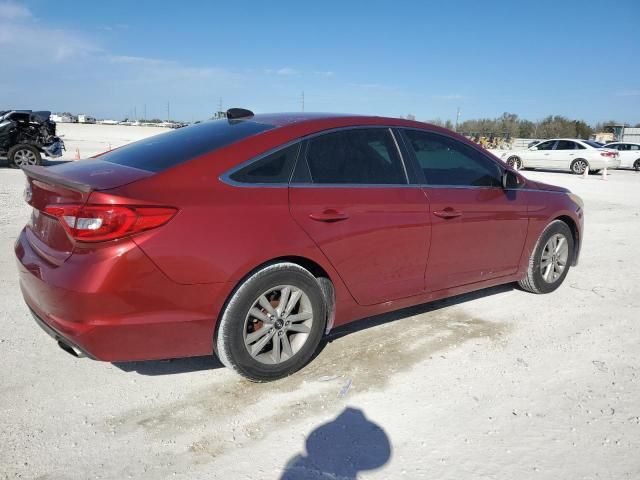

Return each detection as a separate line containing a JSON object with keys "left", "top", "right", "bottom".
{"left": 584, "top": 140, "right": 604, "bottom": 148}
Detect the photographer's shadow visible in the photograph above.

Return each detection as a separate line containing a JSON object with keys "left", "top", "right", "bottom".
{"left": 280, "top": 407, "right": 391, "bottom": 480}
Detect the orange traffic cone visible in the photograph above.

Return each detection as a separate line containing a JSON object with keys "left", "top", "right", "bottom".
{"left": 74, "top": 148, "right": 80, "bottom": 160}
{"left": 601, "top": 165, "right": 608, "bottom": 181}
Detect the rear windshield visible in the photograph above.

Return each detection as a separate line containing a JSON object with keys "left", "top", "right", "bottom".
{"left": 584, "top": 140, "right": 604, "bottom": 148}
{"left": 100, "top": 119, "right": 276, "bottom": 172}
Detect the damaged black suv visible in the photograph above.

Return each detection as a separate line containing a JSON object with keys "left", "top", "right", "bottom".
{"left": 0, "top": 110, "right": 64, "bottom": 167}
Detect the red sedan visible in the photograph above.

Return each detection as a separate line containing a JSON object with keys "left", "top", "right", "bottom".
{"left": 15, "top": 110, "right": 584, "bottom": 381}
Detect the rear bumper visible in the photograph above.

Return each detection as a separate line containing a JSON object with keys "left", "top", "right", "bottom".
{"left": 15, "top": 228, "right": 233, "bottom": 362}
{"left": 29, "top": 307, "right": 96, "bottom": 359}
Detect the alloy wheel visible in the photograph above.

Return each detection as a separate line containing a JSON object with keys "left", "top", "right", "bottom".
{"left": 572, "top": 160, "right": 588, "bottom": 174}
{"left": 14, "top": 149, "right": 38, "bottom": 167}
{"left": 540, "top": 233, "right": 569, "bottom": 283}
{"left": 243, "top": 285, "right": 314, "bottom": 365}
{"left": 507, "top": 157, "right": 521, "bottom": 170}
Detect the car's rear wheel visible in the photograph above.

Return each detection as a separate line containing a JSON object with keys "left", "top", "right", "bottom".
{"left": 215, "top": 262, "right": 327, "bottom": 381}
{"left": 506, "top": 156, "right": 522, "bottom": 170}
{"left": 634, "top": 159, "right": 640, "bottom": 171}
{"left": 570, "top": 159, "right": 588, "bottom": 175}
{"left": 518, "top": 220, "right": 574, "bottom": 294}
{"left": 8, "top": 144, "right": 41, "bottom": 168}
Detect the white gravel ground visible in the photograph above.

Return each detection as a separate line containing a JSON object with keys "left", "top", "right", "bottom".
{"left": 1, "top": 128, "right": 639, "bottom": 479}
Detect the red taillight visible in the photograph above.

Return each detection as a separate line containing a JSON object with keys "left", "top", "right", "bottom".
{"left": 43, "top": 204, "right": 177, "bottom": 242}
{"left": 600, "top": 151, "right": 617, "bottom": 158}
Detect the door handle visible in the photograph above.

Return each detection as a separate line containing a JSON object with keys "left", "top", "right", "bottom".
{"left": 433, "top": 208, "right": 462, "bottom": 219}
{"left": 309, "top": 209, "right": 350, "bottom": 222}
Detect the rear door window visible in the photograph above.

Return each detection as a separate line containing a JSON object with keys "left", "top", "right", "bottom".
{"left": 101, "top": 119, "right": 275, "bottom": 172}
{"left": 555, "top": 140, "right": 578, "bottom": 150}
{"left": 403, "top": 129, "right": 502, "bottom": 187}
{"left": 304, "top": 128, "right": 407, "bottom": 184}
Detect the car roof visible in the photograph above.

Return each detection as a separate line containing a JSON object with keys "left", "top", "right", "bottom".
{"left": 249, "top": 112, "right": 435, "bottom": 130}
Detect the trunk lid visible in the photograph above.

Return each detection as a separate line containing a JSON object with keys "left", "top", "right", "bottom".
{"left": 22, "top": 161, "right": 153, "bottom": 265}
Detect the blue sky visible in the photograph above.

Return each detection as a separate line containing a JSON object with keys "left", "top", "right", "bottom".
{"left": 0, "top": 0, "right": 638, "bottom": 123}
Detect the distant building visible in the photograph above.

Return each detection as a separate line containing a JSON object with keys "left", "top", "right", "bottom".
{"left": 77, "top": 114, "right": 96, "bottom": 124}
{"left": 593, "top": 125, "right": 640, "bottom": 143}
{"left": 51, "top": 113, "right": 76, "bottom": 123}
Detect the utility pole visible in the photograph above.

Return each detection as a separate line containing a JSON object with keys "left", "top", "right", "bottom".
{"left": 167, "top": 101, "right": 170, "bottom": 122}
{"left": 301, "top": 91, "right": 305, "bottom": 112}
{"left": 218, "top": 98, "right": 223, "bottom": 113}
{"left": 144, "top": 104, "right": 147, "bottom": 121}
{"left": 455, "top": 107, "right": 461, "bottom": 132}
{"left": 134, "top": 106, "right": 137, "bottom": 121}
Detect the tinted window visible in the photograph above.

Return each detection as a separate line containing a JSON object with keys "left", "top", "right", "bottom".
{"left": 584, "top": 140, "right": 604, "bottom": 148}
{"left": 305, "top": 129, "right": 406, "bottom": 184}
{"left": 630, "top": 144, "right": 640, "bottom": 151}
{"left": 404, "top": 129, "right": 502, "bottom": 187}
{"left": 555, "top": 140, "right": 578, "bottom": 150}
{"left": 229, "top": 143, "right": 300, "bottom": 184}
{"left": 101, "top": 119, "right": 275, "bottom": 172}
{"left": 536, "top": 141, "right": 556, "bottom": 150}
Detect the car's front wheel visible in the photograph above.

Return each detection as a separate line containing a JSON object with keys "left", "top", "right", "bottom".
{"left": 215, "top": 262, "right": 327, "bottom": 381}
{"left": 634, "top": 159, "right": 640, "bottom": 171}
{"left": 518, "top": 220, "right": 574, "bottom": 294}
{"left": 8, "top": 144, "right": 42, "bottom": 168}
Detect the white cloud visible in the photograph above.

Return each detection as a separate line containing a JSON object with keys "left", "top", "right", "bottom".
{"left": 315, "top": 71, "right": 335, "bottom": 77}
{"left": 0, "top": 4, "right": 100, "bottom": 62}
{"left": 0, "top": 1, "right": 31, "bottom": 20}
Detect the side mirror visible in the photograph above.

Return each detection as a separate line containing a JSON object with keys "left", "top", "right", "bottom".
{"left": 502, "top": 170, "right": 522, "bottom": 190}
{"left": 529, "top": 146, "right": 538, "bottom": 151}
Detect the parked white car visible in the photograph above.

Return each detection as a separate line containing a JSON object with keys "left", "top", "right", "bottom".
{"left": 501, "top": 139, "right": 620, "bottom": 174}
{"left": 603, "top": 142, "right": 640, "bottom": 170}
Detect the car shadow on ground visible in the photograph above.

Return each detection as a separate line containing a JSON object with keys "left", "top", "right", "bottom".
{"left": 279, "top": 407, "right": 391, "bottom": 480}
{"left": 114, "top": 283, "right": 514, "bottom": 376}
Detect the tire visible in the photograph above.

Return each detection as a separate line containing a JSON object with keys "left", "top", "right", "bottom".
{"left": 215, "top": 262, "right": 327, "bottom": 381}
{"left": 518, "top": 220, "right": 574, "bottom": 294}
{"left": 506, "top": 156, "right": 522, "bottom": 170}
{"left": 589, "top": 169, "right": 601, "bottom": 175}
{"left": 570, "top": 159, "right": 589, "bottom": 175}
{"left": 8, "top": 144, "right": 41, "bottom": 168}
{"left": 634, "top": 159, "right": 640, "bottom": 172}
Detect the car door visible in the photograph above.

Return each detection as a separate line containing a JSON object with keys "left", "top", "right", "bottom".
{"left": 289, "top": 127, "right": 431, "bottom": 306}
{"left": 626, "top": 144, "right": 640, "bottom": 168}
{"left": 552, "top": 140, "right": 582, "bottom": 171}
{"left": 400, "top": 129, "right": 529, "bottom": 291}
{"left": 530, "top": 140, "right": 557, "bottom": 168}
{"left": 615, "top": 143, "right": 636, "bottom": 168}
